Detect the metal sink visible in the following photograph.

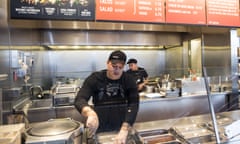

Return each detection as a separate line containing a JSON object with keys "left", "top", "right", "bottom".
{"left": 12, "top": 98, "right": 53, "bottom": 115}
{"left": 30, "top": 99, "right": 52, "bottom": 108}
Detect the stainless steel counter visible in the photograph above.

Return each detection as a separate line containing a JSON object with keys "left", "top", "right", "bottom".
{"left": 95, "top": 109, "right": 240, "bottom": 144}
{"left": 133, "top": 109, "right": 240, "bottom": 144}
{"left": 0, "top": 91, "right": 235, "bottom": 143}
{"left": 136, "top": 92, "right": 228, "bottom": 122}
{"left": 3, "top": 92, "right": 229, "bottom": 124}
{"left": 0, "top": 88, "right": 2, "bottom": 124}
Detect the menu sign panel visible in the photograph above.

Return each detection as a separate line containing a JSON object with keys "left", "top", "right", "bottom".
{"left": 206, "top": 0, "right": 239, "bottom": 27}
{"left": 166, "top": 0, "right": 206, "bottom": 25}
{"left": 96, "top": 0, "right": 165, "bottom": 23}
{"left": 10, "top": 0, "right": 95, "bottom": 20}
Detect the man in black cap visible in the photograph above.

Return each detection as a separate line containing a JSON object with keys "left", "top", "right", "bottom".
{"left": 127, "top": 58, "right": 148, "bottom": 92}
{"left": 74, "top": 50, "right": 139, "bottom": 144}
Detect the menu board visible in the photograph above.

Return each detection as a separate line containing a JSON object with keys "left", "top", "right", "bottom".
{"left": 96, "top": 0, "right": 165, "bottom": 23}
{"left": 10, "top": 0, "right": 240, "bottom": 28}
{"left": 165, "top": 0, "right": 206, "bottom": 25}
{"left": 10, "top": 0, "right": 95, "bottom": 20}
{"left": 206, "top": 0, "right": 239, "bottom": 27}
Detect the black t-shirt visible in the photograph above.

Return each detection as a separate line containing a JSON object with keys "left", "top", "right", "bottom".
{"left": 126, "top": 67, "right": 148, "bottom": 85}
{"left": 74, "top": 70, "right": 139, "bottom": 132}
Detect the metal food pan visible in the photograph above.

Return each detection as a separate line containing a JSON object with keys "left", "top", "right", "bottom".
{"left": 96, "top": 130, "right": 143, "bottom": 144}
{"left": 141, "top": 134, "right": 176, "bottom": 144}
{"left": 161, "top": 140, "right": 182, "bottom": 144}
{"left": 172, "top": 124, "right": 203, "bottom": 133}
{"left": 205, "top": 117, "right": 233, "bottom": 128}
{"left": 169, "top": 126, "right": 216, "bottom": 144}
{"left": 138, "top": 129, "right": 179, "bottom": 144}
{"left": 186, "top": 134, "right": 216, "bottom": 144}
{"left": 138, "top": 129, "right": 168, "bottom": 137}
{"left": 96, "top": 132, "right": 117, "bottom": 144}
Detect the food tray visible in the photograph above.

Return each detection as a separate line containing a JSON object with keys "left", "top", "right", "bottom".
{"left": 138, "top": 129, "right": 182, "bottom": 144}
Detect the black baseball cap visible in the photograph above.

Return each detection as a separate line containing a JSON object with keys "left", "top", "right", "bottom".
{"left": 127, "top": 58, "right": 137, "bottom": 64}
{"left": 108, "top": 50, "right": 127, "bottom": 64}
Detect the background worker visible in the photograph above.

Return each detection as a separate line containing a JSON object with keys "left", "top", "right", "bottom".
{"left": 126, "top": 58, "right": 148, "bottom": 92}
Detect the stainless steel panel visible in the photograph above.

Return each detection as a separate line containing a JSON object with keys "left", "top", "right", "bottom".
{"left": 42, "top": 30, "right": 182, "bottom": 46}
{"left": 0, "top": 49, "right": 166, "bottom": 89}
{"left": 204, "top": 34, "right": 230, "bottom": 46}
{"left": 47, "top": 50, "right": 165, "bottom": 79}
{"left": 136, "top": 93, "right": 227, "bottom": 122}
{"left": 0, "top": 0, "right": 7, "bottom": 28}
{"left": 8, "top": 19, "right": 232, "bottom": 34}
{"left": 0, "top": 88, "right": 2, "bottom": 124}
{"left": 165, "top": 46, "right": 185, "bottom": 78}
{"left": 230, "top": 29, "right": 239, "bottom": 110}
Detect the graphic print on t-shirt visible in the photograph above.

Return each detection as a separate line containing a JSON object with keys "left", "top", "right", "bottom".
{"left": 106, "top": 83, "right": 124, "bottom": 98}
{"left": 96, "top": 79, "right": 125, "bottom": 103}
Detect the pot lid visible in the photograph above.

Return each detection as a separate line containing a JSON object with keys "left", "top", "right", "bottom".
{"left": 27, "top": 118, "right": 79, "bottom": 137}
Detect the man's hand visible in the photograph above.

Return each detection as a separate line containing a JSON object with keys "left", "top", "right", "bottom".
{"left": 86, "top": 114, "right": 99, "bottom": 137}
{"left": 114, "top": 122, "right": 129, "bottom": 144}
{"left": 138, "top": 79, "right": 148, "bottom": 91}
{"left": 138, "top": 83, "right": 145, "bottom": 91}
{"left": 82, "top": 106, "right": 99, "bottom": 137}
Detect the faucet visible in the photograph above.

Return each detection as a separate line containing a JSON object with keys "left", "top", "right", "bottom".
{"left": 29, "top": 85, "right": 43, "bottom": 99}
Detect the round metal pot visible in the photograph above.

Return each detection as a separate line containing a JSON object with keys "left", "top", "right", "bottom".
{"left": 24, "top": 118, "right": 84, "bottom": 144}
{"left": 146, "top": 85, "right": 154, "bottom": 93}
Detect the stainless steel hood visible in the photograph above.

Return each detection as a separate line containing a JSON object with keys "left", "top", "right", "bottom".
{"left": 8, "top": 19, "right": 232, "bottom": 34}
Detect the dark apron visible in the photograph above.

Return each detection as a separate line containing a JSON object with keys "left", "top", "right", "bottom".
{"left": 93, "top": 77, "right": 128, "bottom": 133}
{"left": 94, "top": 103, "right": 128, "bottom": 133}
